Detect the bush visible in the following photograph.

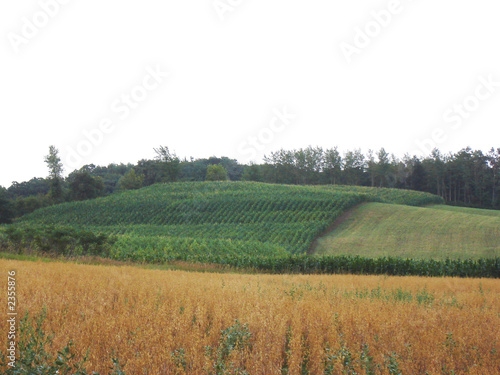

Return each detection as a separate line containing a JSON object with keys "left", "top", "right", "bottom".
{"left": 0, "top": 225, "right": 116, "bottom": 257}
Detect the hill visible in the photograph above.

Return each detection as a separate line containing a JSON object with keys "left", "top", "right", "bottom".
{"left": 17, "top": 182, "right": 443, "bottom": 262}
{"left": 312, "top": 202, "right": 500, "bottom": 260}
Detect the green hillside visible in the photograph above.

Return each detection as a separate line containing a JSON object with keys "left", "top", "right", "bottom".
{"left": 17, "top": 182, "right": 443, "bottom": 262}
{"left": 312, "top": 202, "right": 500, "bottom": 260}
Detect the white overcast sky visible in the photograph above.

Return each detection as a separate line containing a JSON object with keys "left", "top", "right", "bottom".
{"left": 1, "top": 0, "right": 499, "bottom": 188}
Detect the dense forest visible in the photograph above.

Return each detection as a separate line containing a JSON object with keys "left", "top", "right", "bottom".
{"left": 0, "top": 145, "right": 499, "bottom": 223}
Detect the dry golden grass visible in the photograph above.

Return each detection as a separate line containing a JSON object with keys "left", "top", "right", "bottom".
{"left": 1, "top": 259, "right": 499, "bottom": 374}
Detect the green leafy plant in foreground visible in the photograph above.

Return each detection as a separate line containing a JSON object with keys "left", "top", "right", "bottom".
{"left": 0, "top": 309, "right": 125, "bottom": 375}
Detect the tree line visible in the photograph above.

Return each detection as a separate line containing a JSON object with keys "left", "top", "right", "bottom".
{"left": 0, "top": 146, "right": 241, "bottom": 223}
{"left": 0, "top": 145, "right": 498, "bottom": 223}
{"left": 248, "top": 146, "right": 500, "bottom": 209}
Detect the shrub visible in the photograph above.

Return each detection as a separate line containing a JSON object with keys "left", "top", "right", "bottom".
{"left": 0, "top": 225, "right": 116, "bottom": 257}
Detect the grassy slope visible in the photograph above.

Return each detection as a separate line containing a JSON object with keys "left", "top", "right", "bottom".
{"left": 312, "top": 203, "right": 500, "bottom": 260}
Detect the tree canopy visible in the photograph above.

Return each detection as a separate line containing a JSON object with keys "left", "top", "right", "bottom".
{"left": 206, "top": 164, "right": 228, "bottom": 181}
{"left": 44, "top": 145, "right": 64, "bottom": 201}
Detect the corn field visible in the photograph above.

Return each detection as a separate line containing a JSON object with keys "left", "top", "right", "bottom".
{"left": 14, "top": 182, "right": 447, "bottom": 265}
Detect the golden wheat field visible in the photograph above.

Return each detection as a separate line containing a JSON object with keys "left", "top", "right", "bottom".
{"left": 1, "top": 259, "right": 499, "bottom": 374}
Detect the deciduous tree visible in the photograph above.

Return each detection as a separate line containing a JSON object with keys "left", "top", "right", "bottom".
{"left": 44, "top": 146, "right": 64, "bottom": 202}
{"left": 206, "top": 164, "right": 228, "bottom": 181}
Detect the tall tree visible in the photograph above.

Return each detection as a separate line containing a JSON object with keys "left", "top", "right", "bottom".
{"left": 487, "top": 148, "right": 500, "bottom": 207}
{"left": 68, "top": 170, "right": 105, "bottom": 201}
{"left": 392, "top": 154, "right": 412, "bottom": 189}
{"left": 376, "top": 148, "right": 391, "bottom": 187}
{"left": 7, "top": 178, "right": 50, "bottom": 198}
{"left": 242, "top": 163, "right": 262, "bottom": 182}
{"left": 118, "top": 169, "right": 144, "bottom": 190}
{"left": 424, "top": 149, "right": 446, "bottom": 198}
{"left": 300, "top": 146, "right": 324, "bottom": 184}
{"left": 0, "top": 187, "right": 14, "bottom": 224}
{"left": 206, "top": 164, "right": 228, "bottom": 181}
{"left": 343, "top": 149, "right": 365, "bottom": 185}
{"left": 263, "top": 149, "right": 296, "bottom": 184}
{"left": 323, "top": 147, "right": 342, "bottom": 185}
{"left": 44, "top": 145, "right": 64, "bottom": 202}
{"left": 136, "top": 159, "right": 163, "bottom": 186}
{"left": 85, "top": 163, "right": 133, "bottom": 194}
{"left": 154, "top": 146, "right": 181, "bottom": 182}
{"left": 366, "top": 149, "right": 377, "bottom": 187}
{"left": 409, "top": 158, "right": 427, "bottom": 191}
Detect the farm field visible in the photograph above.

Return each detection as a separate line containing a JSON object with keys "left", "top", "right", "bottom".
{"left": 13, "top": 182, "right": 444, "bottom": 262}
{"left": 1, "top": 259, "right": 499, "bottom": 374}
{"left": 312, "top": 202, "right": 500, "bottom": 260}
{"left": 3, "top": 182, "right": 499, "bottom": 276}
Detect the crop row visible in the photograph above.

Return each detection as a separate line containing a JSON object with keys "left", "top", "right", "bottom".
{"left": 20, "top": 182, "right": 440, "bottom": 228}
{"left": 111, "top": 248, "right": 500, "bottom": 278}
{"left": 92, "top": 221, "right": 325, "bottom": 253}
{"left": 320, "top": 185, "right": 445, "bottom": 206}
{"left": 22, "top": 196, "right": 361, "bottom": 227}
{"left": 20, "top": 183, "right": 369, "bottom": 256}
{"left": 2, "top": 223, "right": 498, "bottom": 277}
